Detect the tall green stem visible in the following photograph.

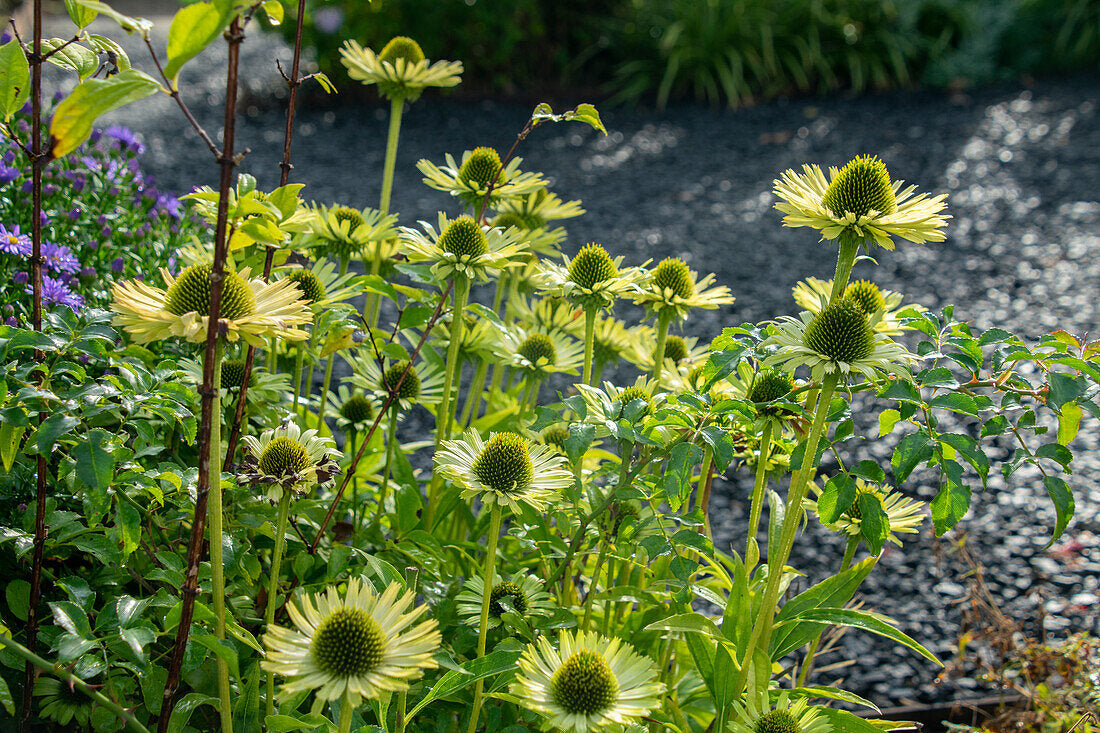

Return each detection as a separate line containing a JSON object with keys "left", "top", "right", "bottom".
{"left": 466, "top": 504, "right": 504, "bottom": 733}
{"left": 348, "top": 428, "right": 359, "bottom": 531}
{"left": 264, "top": 491, "right": 293, "bottom": 720}
{"left": 337, "top": 697, "right": 354, "bottom": 733}
{"left": 207, "top": 343, "right": 232, "bottom": 733}
{"left": 582, "top": 307, "right": 597, "bottom": 386}
{"left": 745, "top": 421, "right": 774, "bottom": 564}
{"left": 291, "top": 345, "right": 305, "bottom": 416}
{"left": 374, "top": 407, "right": 400, "bottom": 522}
{"left": 797, "top": 534, "right": 863, "bottom": 687}
{"left": 379, "top": 97, "right": 404, "bottom": 216}
{"left": 695, "top": 446, "right": 714, "bottom": 538}
{"left": 733, "top": 372, "right": 840, "bottom": 698}
{"left": 315, "top": 356, "right": 335, "bottom": 435}
{"left": 582, "top": 536, "right": 611, "bottom": 631}
{"left": 649, "top": 311, "right": 672, "bottom": 385}
{"left": 436, "top": 276, "right": 470, "bottom": 445}
{"left": 829, "top": 233, "right": 861, "bottom": 302}
{"left": 459, "top": 358, "right": 489, "bottom": 429}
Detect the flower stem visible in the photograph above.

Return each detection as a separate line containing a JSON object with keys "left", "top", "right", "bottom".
{"left": 582, "top": 536, "right": 611, "bottom": 631}
{"left": 373, "top": 406, "right": 400, "bottom": 523}
{"left": 436, "top": 275, "right": 470, "bottom": 445}
{"left": 745, "top": 421, "right": 774, "bottom": 564}
{"left": 649, "top": 311, "right": 672, "bottom": 385}
{"left": 337, "top": 696, "right": 354, "bottom": 733}
{"left": 291, "top": 344, "right": 305, "bottom": 416}
{"left": 0, "top": 634, "right": 151, "bottom": 733}
{"left": 734, "top": 372, "right": 840, "bottom": 699}
{"left": 348, "top": 428, "right": 359, "bottom": 531}
{"left": 466, "top": 503, "right": 504, "bottom": 733}
{"left": 695, "top": 445, "right": 714, "bottom": 538}
{"left": 797, "top": 534, "right": 864, "bottom": 687}
{"left": 208, "top": 342, "right": 233, "bottom": 733}
{"left": 829, "top": 233, "right": 861, "bottom": 302}
{"left": 264, "top": 490, "right": 292, "bottom": 721}
{"left": 582, "top": 306, "right": 597, "bottom": 386}
{"left": 379, "top": 97, "right": 404, "bottom": 216}
{"left": 840, "top": 533, "right": 860, "bottom": 571}
{"left": 315, "top": 356, "right": 335, "bottom": 436}
{"left": 459, "top": 357, "right": 488, "bottom": 429}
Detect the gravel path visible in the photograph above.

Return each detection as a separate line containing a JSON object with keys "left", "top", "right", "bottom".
{"left": 74, "top": 16, "right": 1100, "bottom": 709}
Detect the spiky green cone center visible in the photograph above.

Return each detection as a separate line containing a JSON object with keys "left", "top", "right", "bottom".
{"left": 748, "top": 369, "right": 795, "bottom": 403}
{"left": 543, "top": 427, "right": 570, "bottom": 448}
{"left": 604, "top": 501, "right": 639, "bottom": 537}
{"left": 472, "top": 433, "right": 533, "bottom": 495}
{"left": 663, "top": 335, "right": 688, "bottom": 364}
{"left": 518, "top": 333, "right": 557, "bottom": 367}
{"left": 310, "top": 607, "right": 387, "bottom": 678}
{"left": 333, "top": 206, "right": 365, "bottom": 235}
{"left": 382, "top": 362, "right": 421, "bottom": 400}
{"left": 220, "top": 359, "right": 251, "bottom": 390}
{"left": 439, "top": 216, "right": 488, "bottom": 258}
{"left": 617, "top": 385, "right": 653, "bottom": 417}
{"left": 803, "top": 298, "right": 875, "bottom": 363}
{"left": 755, "top": 709, "right": 802, "bottom": 733}
{"left": 258, "top": 436, "right": 310, "bottom": 477}
{"left": 488, "top": 581, "right": 528, "bottom": 617}
{"left": 652, "top": 258, "right": 694, "bottom": 299}
{"left": 458, "top": 147, "right": 504, "bottom": 188}
{"left": 340, "top": 394, "right": 375, "bottom": 424}
{"left": 165, "top": 265, "right": 255, "bottom": 319}
{"left": 568, "top": 243, "right": 618, "bottom": 289}
{"left": 550, "top": 650, "right": 619, "bottom": 716}
{"left": 844, "top": 279, "right": 885, "bottom": 314}
{"left": 493, "top": 211, "right": 544, "bottom": 231}
{"left": 378, "top": 36, "right": 425, "bottom": 66}
{"left": 822, "top": 155, "right": 896, "bottom": 218}
{"left": 286, "top": 269, "right": 325, "bottom": 305}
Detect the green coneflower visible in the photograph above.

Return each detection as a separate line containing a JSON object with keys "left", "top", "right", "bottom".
{"left": 418, "top": 149, "right": 547, "bottom": 210}
{"left": 494, "top": 325, "right": 583, "bottom": 378}
{"left": 773, "top": 155, "right": 950, "bottom": 249}
{"left": 348, "top": 348, "right": 445, "bottom": 413}
{"left": 632, "top": 257, "right": 733, "bottom": 323}
{"left": 576, "top": 378, "right": 665, "bottom": 431}
{"left": 615, "top": 385, "right": 653, "bottom": 418}
{"left": 542, "top": 427, "right": 571, "bottom": 454}
{"left": 34, "top": 678, "right": 94, "bottom": 728}
{"left": 728, "top": 689, "right": 831, "bottom": 733}
{"left": 220, "top": 358, "right": 251, "bottom": 390}
{"left": 300, "top": 204, "right": 398, "bottom": 266}
{"left": 382, "top": 361, "right": 422, "bottom": 401}
{"left": 511, "top": 630, "right": 664, "bottom": 733}
{"left": 748, "top": 368, "right": 795, "bottom": 404}
{"left": 662, "top": 335, "right": 689, "bottom": 364}
{"left": 240, "top": 422, "right": 341, "bottom": 501}
{"left": 538, "top": 243, "right": 647, "bottom": 313}
{"left": 803, "top": 298, "right": 876, "bottom": 364}
{"left": 651, "top": 257, "right": 694, "bottom": 299}
{"left": 111, "top": 264, "right": 312, "bottom": 345}
{"left": 262, "top": 578, "right": 441, "bottom": 707}
{"left": 456, "top": 571, "right": 554, "bottom": 630}
{"left": 285, "top": 268, "right": 326, "bottom": 306}
{"left": 493, "top": 188, "right": 586, "bottom": 256}
{"left": 400, "top": 212, "right": 527, "bottom": 282}
{"left": 340, "top": 393, "right": 375, "bottom": 426}
{"left": 569, "top": 244, "right": 618, "bottom": 288}
{"left": 792, "top": 276, "right": 921, "bottom": 335}
{"left": 332, "top": 205, "right": 365, "bottom": 234}
{"left": 340, "top": 37, "right": 462, "bottom": 103}
{"left": 435, "top": 430, "right": 572, "bottom": 513}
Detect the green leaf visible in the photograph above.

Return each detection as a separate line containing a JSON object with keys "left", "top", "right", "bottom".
{"left": 41, "top": 39, "right": 99, "bottom": 80}
{"left": 0, "top": 422, "right": 25, "bottom": 471}
{"left": 930, "top": 472, "right": 970, "bottom": 535}
{"left": 31, "top": 413, "right": 78, "bottom": 454}
{"left": 789, "top": 686, "right": 880, "bottom": 713}
{"left": 1047, "top": 372, "right": 1081, "bottom": 409}
{"left": 785, "top": 608, "right": 940, "bottom": 664}
{"left": 49, "top": 600, "right": 92, "bottom": 636}
{"left": 233, "top": 663, "right": 261, "bottom": 732}
{"left": 0, "top": 673, "right": 13, "bottom": 716}
{"left": 645, "top": 612, "right": 723, "bottom": 639}
{"left": 64, "top": 0, "right": 99, "bottom": 27}
{"left": 977, "top": 327, "right": 1014, "bottom": 346}
{"left": 771, "top": 559, "right": 876, "bottom": 658}
{"left": 49, "top": 68, "right": 162, "bottom": 158}
{"left": 261, "top": 0, "right": 283, "bottom": 24}
{"left": 858, "top": 492, "right": 889, "bottom": 556}
{"left": 564, "top": 423, "right": 595, "bottom": 467}
{"left": 166, "top": 693, "right": 220, "bottom": 733}
{"left": 405, "top": 649, "right": 522, "bottom": 720}
{"left": 264, "top": 714, "right": 335, "bottom": 732}
{"left": 115, "top": 496, "right": 140, "bottom": 557}
{"left": 192, "top": 633, "right": 240, "bottom": 682}
{"left": 1042, "top": 476, "right": 1074, "bottom": 546}
{"left": 531, "top": 101, "right": 607, "bottom": 134}
{"left": 850, "top": 459, "right": 886, "bottom": 484}
{"left": 165, "top": 3, "right": 229, "bottom": 84}
{"left": 928, "top": 392, "right": 980, "bottom": 416}
{"left": 817, "top": 472, "right": 856, "bottom": 523}
{"left": 72, "top": 0, "right": 153, "bottom": 36}
{"left": 72, "top": 428, "right": 115, "bottom": 490}
{"left": 1036, "top": 442, "right": 1072, "bottom": 470}
{"left": 818, "top": 709, "right": 904, "bottom": 733}
{"left": 0, "top": 40, "right": 30, "bottom": 121}
{"left": 1057, "top": 403, "right": 1083, "bottom": 446}
{"left": 877, "top": 408, "right": 900, "bottom": 437}
{"left": 891, "top": 432, "right": 934, "bottom": 483}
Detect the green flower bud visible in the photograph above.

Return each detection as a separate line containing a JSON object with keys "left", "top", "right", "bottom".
{"left": 332, "top": 206, "right": 365, "bottom": 235}
{"left": 220, "top": 358, "right": 252, "bottom": 390}
{"left": 340, "top": 394, "right": 375, "bottom": 424}
{"left": 458, "top": 146, "right": 504, "bottom": 188}
{"left": 382, "top": 362, "right": 421, "bottom": 400}
{"left": 472, "top": 433, "right": 534, "bottom": 495}
{"left": 311, "top": 607, "right": 386, "bottom": 677}
{"left": 803, "top": 297, "right": 875, "bottom": 363}
{"left": 286, "top": 269, "right": 326, "bottom": 305}
{"left": 438, "top": 215, "right": 488, "bottom": 258}
{"left": 844, "top": 279, "right": 885, "bottom": 315}
{"left": 568, "top": 243, "right": 618, "bottom": 289}
{"left": 663, "top": 335, "right": 688, "bottom": 364}
{"left": 748, "top": 369, "right": 795, "bottom": 403}
{"left": 822, "top": 154, "right": 896, "bottom": 218}
{"left": 489, "top": 581, "right": 528, "bottom": 617}
{"left": 378, "top": 36, "right": 425, "bottom": 66}
{"left": 518, "top": 333, "right": 557, "bottom": 367}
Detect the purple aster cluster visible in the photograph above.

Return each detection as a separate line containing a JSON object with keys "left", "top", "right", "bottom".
{"left": 103, "top": 126, "right": 145, "bottom": 155}
{"left": 0, "top": 223, "right": 30, "bottom": 255}
{"left": 26, "top": 274, "right": 84, "bottom": 313}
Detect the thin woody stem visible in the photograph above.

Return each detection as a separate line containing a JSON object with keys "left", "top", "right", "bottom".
{"left": 21, "top": 1, "right": 46, "bottom": 728}
{"left": 156, "top": 17, "right": 245, "bottom": 733}
{"left": 225, "top": 0, "right": 307, "bottom": 467}
{"left": 143, "top": 38, "right": 220, "bottom": 157}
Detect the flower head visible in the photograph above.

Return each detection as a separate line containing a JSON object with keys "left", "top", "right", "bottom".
{"left": 34, "top": 678, "right": 93, "bottom": 728}
{"left": 816, "top": 479, "right": 925, "bottom": 549}
{"left": 435, "top": 430, "right": 572, "bottom": 514}
{"left": 240, "top": 422, "right": 341, "bottom": 501}
{"left": 633, "top": 257, "right": 733, "bottom": 322}
{"left": 262, "top": 578, "right": 440, "bottom": 707}
{"left": 301, "top": 204, "right": 398, "bottom": 264}
{"left": 28, "top": 274, "right": 84, "bottom": 312}
{"left": 348, "top": 348, "right": 445, "bottom": 413}
{"left": 340, "top": 37, "right": 462, "bottom": 102}
{"left": 400, "top": 212, "right": 527, "bottom": 282}
{"left": 773, "top": 156, "right": 950, "bottom": 249}
{"left": 0, "top": 223, "right": 30, "bottom": 255}
{"left": 493, "top": 324, "right": 583, "bottom": 379}
{"left": 418, "top": 150, "right": 547, "bottom": 210}
{"left": 41, "top": 242, "right": 79, "bottom": 274}
{"left": 537, "top": 244, "right": 647, "bottom": 311}
{"left": 456, "top": 570, "right": 554, "bottom": 631}
{"left": 110, "top": 264, "right": 312, "bottom": 345}
{"left": 511, "top": 630, "right": 664, "bottom": 733}
{"left": 728, "top": 689, "right": 832, "bottom": 733}
{"left": 792, "top": 276, "right": 923, "bottom": 335}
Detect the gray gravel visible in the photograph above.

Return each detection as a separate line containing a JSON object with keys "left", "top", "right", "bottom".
{"left": 77, "top": 15, "right": 1100, "bottom": 709}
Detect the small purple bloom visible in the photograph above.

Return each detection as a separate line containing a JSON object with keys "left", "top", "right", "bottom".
{"left": 18, "top": 101, "right": 30, "bottom": 116}
{"left": 80, "top": 266, "right": 96, "bottom": 279}
{"left": 68, "top": 207, "right": 81, "bottom": 220}
{"left": 86, "top": 239, "right": 97, "bottom": 251}
{"left": 100, "top": 225, "right": 112, "bottom": 239}
{"left": 1, "top": 31, "right": 11, "bottom": 44}
{"left": 0, "top": 223, "right": 31, "bottom": 255}
{"left": 72, "top": 178, "right": 84, "bottom": 193}
{"left": 20, "top": 179, "right": 32, "bottom": 193}
{"left": 41, "top": 242, "right": 80, "bottom": 274}
{"left": 156, "top": 193, "right": 183, "bottom": 220}
{"left": 13, "top": 271, "right": 28, "bottom": 284}
{"left": 108, "top": 186, "right": 119, "bottom": 196}
{"left": 103, "top": 126, "right": 145, "bottom": 155}
{"left": 111, "top": 257, "right": 124, "bottom": 273}
{"left": 2, "top": 304, "right": 11, "bottom": 314}
{"left": 38, "top": 211, "right": 46, "bottom": 227}
{"left": 96, "top": 214, "right": 108, "bottom": 227}
{"left": 2, "top": 150, "right": 13, "bottom": 164}
{"left": 43, "top": 184, "right": 57, "bottom": 196}
{"left": 89, "top": 129, "right": 102, "bottom": 144}
{"left": 26, "top": 274, "right": 83, "bottom": 312}
{"left": 52, "top": 90, "right": 64, "bottom": 103}
{"left": 0, "top": 164, "right": 18, "bottom": 184}
{"left": 5, "top": 317, "right": 16, "bottom": 328}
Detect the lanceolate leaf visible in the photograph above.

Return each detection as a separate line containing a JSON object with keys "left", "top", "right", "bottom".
{"left": 0, "top": 40, "right": 30, "bottom": 121}
{"left": 164, "top": 2, "right": 232, "bottom": 85}
{"left": 781, "top": 608, "right": 940, "bottom": 664}
{"left": 1042, "top": 475, "right": 1074, "bottom": 546}
{"left": 405, "top": 649, "right": 522, "bottom": 720}
{"left": 49, "top": 69, "right": 162, "bottom": 158}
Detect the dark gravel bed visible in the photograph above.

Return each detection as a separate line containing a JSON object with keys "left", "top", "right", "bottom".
{"left": 83, "top": 18, "right": 1100, "bottom": 709}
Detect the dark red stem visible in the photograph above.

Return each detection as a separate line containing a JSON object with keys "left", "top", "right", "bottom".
{"left": 155, "top": 17, "right": 243, "bottom": 733}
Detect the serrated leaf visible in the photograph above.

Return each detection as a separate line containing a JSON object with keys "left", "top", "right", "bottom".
{"left": 891, "top": 432, "right": 934, "bottom": 483}
{"left": 49, "top": 68, "right": 161, "bottom": 158}
{"left": 930, "top": 474, "right": 970, "bottom": 535}
{"left": 1042, "top": 476, "right": 1074, "bottom": 546}
{"left": 858, "top": 492, "right": 889, "bottom": 556}
{"left": 72, "top": 428, "right": 115, "bottom": 490}
{"left": 817, "top": 473, "right": 856, "bottom": 523}
{"left": 0, "top": 40, "right": 29, "bottom": 121}
{"left": 1035, "top": 442, "right": 1072, "bottom": 470}
{"left": 1057, "top": 403, "right": 1082, "bottom": 446}
{"left": 878, "top": 408, "right": 900, "bottom": 437}
{"left": 261, "top": 0, "right": 283, "bottom": 24}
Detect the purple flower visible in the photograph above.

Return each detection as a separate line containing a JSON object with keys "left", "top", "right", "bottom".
{"left": 0, "top": 164, "right": 18, "bottom": 184}
{"left": 5, "top": 317, "right": 16, "bottom": 328}
{"left": 1, "top": 31, "right": 11, "bottom": 44}
{"left": 52, "top": 91, "right": 64, "bottom": 103}
{"left": 156, "top": 193, "right": 183, "bottom": 220}
{"left": 2, "top": 150, "right": 13, "bottom": 164}
{"left": 67, "top": 207, "right": 81, "bottom": 220}
{"left": 100, "top": 225, "right": 111, "bottom": 239}
{"left": 111, "top": 257, "right": 124, "bottom": 273}
{"left": 72, "top": 178, "right": 84, "bottom": 193}
{"left": 26, "top": 274, "right": 83, "bottom": 312}
{"left": 13, "top": 271, "right": 28, "bottom": 284}
{"left": 96, "top": 214, "right": 108, "bottom": 227}
{"left": 80, "top": 266, "right": 96, "bottom": 279}
{"left": 43, "top": 184, "right": 57, "bottom": 196}
{"left": 0, "top": 223, "right": 31, "bottom": 255}
{"left": 89, "top": 129, "right": 102, "bottom": 144}
{"left": 20, "top": 179, "right": 32, "bottom": 193}
{"left": 103, "top": 126, "right": 144, "bottom": 155}
{"left": 86, "top": 239, "right": 97, "bottom": 251}
{"left": 41, "top": 242, "right": 79, "bottom": 274}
